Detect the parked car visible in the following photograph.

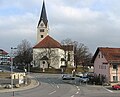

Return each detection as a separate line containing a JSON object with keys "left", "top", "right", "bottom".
{"left": 79, "top": 76, "right": 89, "bottom": 83}
{"left": 76, "top": 72, "right": 83, "bottom": 77}
{"left": 112, "top": 84, "right": 120, "bottom": 90}
{"left": 0, "top": 69, "right": 3, "bottom": 72}
{"left": 62, "top": 74, "right": 75, "bottom": 80}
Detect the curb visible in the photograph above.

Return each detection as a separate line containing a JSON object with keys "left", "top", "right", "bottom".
{"left": 0, "top": 78, "right": 39, "bottom": 93}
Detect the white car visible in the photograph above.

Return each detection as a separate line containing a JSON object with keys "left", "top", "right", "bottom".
{"left": 76, "top": 72, "right": 83, "bottom": 77}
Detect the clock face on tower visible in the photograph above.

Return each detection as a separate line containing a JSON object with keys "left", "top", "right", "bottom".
{"left": 40, "top": 23, "right": 44, "bottom": 27}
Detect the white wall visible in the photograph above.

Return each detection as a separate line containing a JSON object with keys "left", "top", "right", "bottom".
{"left": 33, "top": 48, "right": 65, "bottom": 69}
{"left": 37, "top": 20, "right": 49, "bottom": 43}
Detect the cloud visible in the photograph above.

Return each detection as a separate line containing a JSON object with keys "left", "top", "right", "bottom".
{"left": 0, "top": 12, "right": 37, "bottom": 50}
{"left": 47, "top": 1, "right": 120, "bottom": 53}
{"left": 0, "top": 0, "right": 120, "bottom": 53}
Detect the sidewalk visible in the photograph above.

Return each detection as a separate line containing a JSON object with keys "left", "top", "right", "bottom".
{"left": 0, "top": 77, "right": 39, "bottom": 93}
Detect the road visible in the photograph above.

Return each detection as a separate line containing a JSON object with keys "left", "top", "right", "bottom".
{"left": 0, "top": 73, "right": 120, "bottom": 97}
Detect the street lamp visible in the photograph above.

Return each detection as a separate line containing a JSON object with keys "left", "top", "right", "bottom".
{"left": 10, "top": 47, "right": 17, "bottom": 97}
{"left": 10, "top": 47, "right": 17, "bottom": 89}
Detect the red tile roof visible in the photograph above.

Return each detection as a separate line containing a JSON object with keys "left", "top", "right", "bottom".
{"left": 92, "top": 47, "right": 120, "bottom": 63}
{"left": 0, "top": 49, "right": 8, "bottom": 55}
{"left": 33, "top": 35, "right": 62, "bottom": 48}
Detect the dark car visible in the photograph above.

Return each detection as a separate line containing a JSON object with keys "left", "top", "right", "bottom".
{"left": 112, "top": 84, "right": 120, "bottom": 90}
{"left": 62, "top": 74, "right": 75, "bottom": 80}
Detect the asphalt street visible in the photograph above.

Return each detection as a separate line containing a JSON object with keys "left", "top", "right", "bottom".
{"left": 0, "top": 73, "right": 120, "bottom": 97}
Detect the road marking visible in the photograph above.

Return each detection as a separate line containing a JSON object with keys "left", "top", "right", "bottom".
{"left": 78, "top": 88, "right": 80, "bottom": 91}
{"left": 105, "top": 88, "right": 113, "bottom": 93}
{"left": 76, "top": 86, "right": 80, "bottom": 91}
{"left": 49, "top": 90, "right": 56, "bottom": 95}
{"left": 102, "top": 87, "right": 113, "bottom": 93}
{"left": 57, "top": 85, "right": 59, "bottom": 88}
{"left": 71, "top": 95, "right": 74, "bottom": 97}
{"left": 76, "top": 91, "right": 79, "bottom": 94}
{"left": 51, "top": 84, "right": 54, "bottom": 87}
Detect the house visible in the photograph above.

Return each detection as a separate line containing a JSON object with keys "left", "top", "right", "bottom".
{"left": 92, "top": 47, "right": 120, "bottom": 84}
{"left": 33, "top": 1, "right": 74, "bottom": 69}
{"left": 0, "top": 49, "right": 10, "bottom": 65}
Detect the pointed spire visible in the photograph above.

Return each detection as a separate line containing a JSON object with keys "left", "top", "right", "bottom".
{"left": 38, "top": 0, "right": 48, "bottom": 27}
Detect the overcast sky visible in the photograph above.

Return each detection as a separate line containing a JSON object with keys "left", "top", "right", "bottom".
{"left": 0, "top": 0, "right": 120, "bottom": 54}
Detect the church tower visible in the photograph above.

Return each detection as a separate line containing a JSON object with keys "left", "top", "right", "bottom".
{"left": 37, "top": 1, "right": 49, "bottom": 43}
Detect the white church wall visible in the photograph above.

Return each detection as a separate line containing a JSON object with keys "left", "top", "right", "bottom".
{"left": 33, "top": 48, "right": 65, "bottom": 69}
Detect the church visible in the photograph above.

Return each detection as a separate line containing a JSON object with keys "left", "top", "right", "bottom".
{"left": 33, "top": 1, "right": 74, "bottom": 69}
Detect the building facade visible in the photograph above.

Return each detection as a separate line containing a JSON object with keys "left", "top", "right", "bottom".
{"left": 92, "top": 47, "right": 120, "bottom": 84}
{"left": 0, "top": 49, "right": 10, "bottom": 65}
{"left": 33, "top": 1, "right": 74, "bottom": 69}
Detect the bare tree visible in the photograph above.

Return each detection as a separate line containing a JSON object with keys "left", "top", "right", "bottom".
{"left": 74, "top": 42, "right": 92, "bottom": 71}
{"left": 61, "top": 39, "right": 92, "bottom": 71}
{"left": 61, "top": 38, "right": 74, "bottom": 67}
{"left": 14, "top": 39, "right": 33, "bottom": 69}
{"left": 61, "top": 38, "right": 73, "bottom": 45}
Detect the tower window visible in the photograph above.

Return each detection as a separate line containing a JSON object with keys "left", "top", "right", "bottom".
{"left": 40, "top": 29, "right": 44, "bottom": 32}
{"left": 41, "top": 35, "right": 43, "bottom": 38}
{"left": 68, "top": 53, "right": 70, "bottom": 61}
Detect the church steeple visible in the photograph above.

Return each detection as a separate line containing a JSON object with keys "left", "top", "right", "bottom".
{"left": 37, "top": 0, "right": 49, "bottom": 43}
{"left": 38, "top": 0, "right": 48, "bottom": 27}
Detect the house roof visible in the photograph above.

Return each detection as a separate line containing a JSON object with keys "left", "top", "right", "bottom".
{"left": 0, "top": 49, "right": 8, "bottom": 55}
{"left": 92, "top": 47, "right": 120, "bottom": 63}
{"left": 33, "top": 35, "right": 62, "bottom": 48}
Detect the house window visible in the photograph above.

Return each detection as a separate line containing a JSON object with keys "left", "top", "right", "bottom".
{"left": 98, "top": 54, "right": 100, "bottom": 58}
{"left": 101, "top": 65, "right": 103, "bottom": 69}
{"left": 41, "top": 35, "right": 43, "bottom": 38}
{"left": 40, "top": 29, "right": 44, "bottom": 32}
{"left": 113, "top": 64, "right": 118, "bottom": 70}
{"left": 14, "top": 75, "right": 16, "bottom": 79}
{"left": 102, "top": 55, "right": 104, "bottom": 58}
{"left": 113, "top": 76, "right": 118, "bottom": 82}
{"left": 104, "top": 65, "right": 106, "bottom": 69}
